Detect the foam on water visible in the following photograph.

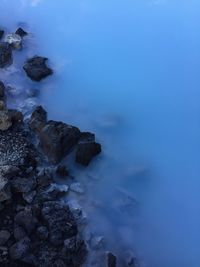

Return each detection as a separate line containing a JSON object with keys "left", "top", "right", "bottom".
{"left": 1, "top": 0, "right": 200, "bottom": 266}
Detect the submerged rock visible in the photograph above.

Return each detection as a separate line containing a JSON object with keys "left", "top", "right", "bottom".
{"left": 23, "top": 56, "right": 53, "bottom": 81}
{"left": 38, "top": 120, "right": 81, "bottom": 164}
{"left": 76, "top": 142, "right": 101, "bottom": 166}
{"left": 15, "top": 27, "right": 28, "bottom": 38}
{"left": 0, "top": 42, "right": 13, "bottom": 68}
{"left": 5, "top": 33, "right": 22, "bottom": 49}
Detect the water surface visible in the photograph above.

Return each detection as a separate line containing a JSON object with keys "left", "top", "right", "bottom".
{"left": 1, "top": 1, "right": 200, "bottom": 266}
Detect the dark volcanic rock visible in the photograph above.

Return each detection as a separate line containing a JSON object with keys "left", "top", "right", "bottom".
{"left": 38, "top": 121, "right": 81, "bottom": 164}
{"left": 0, "top": 230, "right": 11, "bottom": 246}
{"left": 0, "top": 42, "right": 13, "bottom": 68}
{"left": 107, "top": 252, "right": 117, "bottom": 267}
{"left": 79, "top": 132, "right": 95, "bottom": 143}
{"left": 29, "top": 105, "right": 47, "bottom": 134}
{"left": 0, "top": 30, "right": 4, "bottom": 40}
{"left": 76, "top": 142, "right": 101, "bottom": 166}
{"left": 56, "top": 165, "right": 69, "bottom": 177}
{"left": 62, "top": 237, "right": 87, "bottom": 267}
{"left": 14, "top": 209, "right": 38, "bottom": 234}
{"left": 8, "top": 109, "right": 24, "bottom": 126}
{"left": 23, "top": 56, "right": 53, "bottom": 81}
{"left": 0, "top": 128, "right": 36, "bottom": 167}
{"left": 11, "top": 177, "right": 36, "bottom": 193}
{"left": 9, "top": 237, "right": 30, "bottom": 260}
{"left": 0, "top": 81, "right": 5, "bottom": 98}
{"left": 0, "top": 175, "right": 12, "bottom": 202}
{"left": 14, "top": 226, "right": 26, "bottom": 241}
{"left": 41, "top": 201, "right": 78, "bottom": 246}
{"left": 15, "top": 28, "right": 28, "bottom": 38}
{"left": 36, "top": 226, "right": 49, "bottom": 241}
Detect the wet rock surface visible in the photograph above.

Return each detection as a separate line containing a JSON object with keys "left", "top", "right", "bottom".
{"left": 0, "top": 42, "right": 13, "bottom": 68}
{"left": 23, "top": 56, "right": 53, "bottom": 81}
{"left": 76, "top": 142, "right": 101, "bottom": 166}
{"left": 38, "top": 120, "right": 81, "bottom": 164}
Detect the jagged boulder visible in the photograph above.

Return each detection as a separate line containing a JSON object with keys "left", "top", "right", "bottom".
{"left": 23, "top": 56, "right": 53, "bottom": 81}
{"left": 38, "top": 120, "right": 81, "bottom": 164}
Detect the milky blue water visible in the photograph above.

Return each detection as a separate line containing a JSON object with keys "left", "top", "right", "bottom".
{"left": 1, "top": 0, "right": 200, "bottom": 266}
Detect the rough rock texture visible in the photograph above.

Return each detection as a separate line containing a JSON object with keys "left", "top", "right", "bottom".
{"left": 38, "top": 120, "right": 81, "bottom": 164}
{"left": 0, "top": 175, "right": 11, "bottom": 202}
{"left": 23, "top": 56, "right": 53, "bottom": 81}
{"left": 0, "top": 109, "right": 22, "bottom": 131}
{"left": 15, "top": 28, "right": 28, "bottom": 38}
{"left": 11, "top": 177, "right": 36, "bottom": 193}
{"left": 0, "top": 110, "right": 12, "bottom": 131}
{"left": 41, "top": 201, "right": 78, "bottom": 246}
{"left": 0, "top": 42, "right": 12, "bottom": 68}
{"left": 29, "top": 105, "right": 47, "bottom": 134}
{"left": 76, "top": 142, "right": 101, "bottom": 166}
{"left": 0, "top": 128, "right": 36, "bottom": 167}
{"left": 4, "top": 33, "right": 22, "bottom": 49}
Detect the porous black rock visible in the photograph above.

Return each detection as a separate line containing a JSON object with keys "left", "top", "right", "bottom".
{"left": 23, "top": 56, "right": 53, "bottom": 81}
{"left": 0, "top": 42, "right": 13, "bottom": 68}
{"left": 41, "top": 201, "right": 78, "bottom": 246}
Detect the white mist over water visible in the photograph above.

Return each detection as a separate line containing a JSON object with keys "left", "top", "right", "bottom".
{"left": 1, "top": 0, "right": 200, "bottom": 266}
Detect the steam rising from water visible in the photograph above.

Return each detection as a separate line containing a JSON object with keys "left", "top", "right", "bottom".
{"left": 1, "top": 0, "right": 200, "bottom": 266}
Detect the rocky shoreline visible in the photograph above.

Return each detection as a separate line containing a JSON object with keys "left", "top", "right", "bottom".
{"left": 0, "top": 27, "right": 117, "bottom": 267}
